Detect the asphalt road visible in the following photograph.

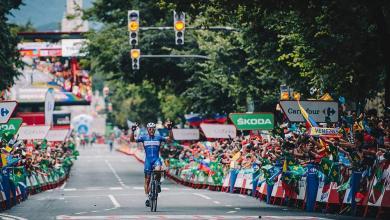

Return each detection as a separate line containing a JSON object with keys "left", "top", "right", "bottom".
{"left": 1, "top": 144, "right": 365, "bottom": 220}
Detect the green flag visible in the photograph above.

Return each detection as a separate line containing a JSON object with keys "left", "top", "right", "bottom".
{"left": 320, "top": 157, "right": 333, "bottom": 176}
{"left": 10, "top": 166, "right": 26, "bottom": 185}
{"left": 329, "top": 163, "right": 340, "bottom": 183}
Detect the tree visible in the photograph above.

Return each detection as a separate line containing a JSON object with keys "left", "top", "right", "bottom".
{"left": 160, "top": 0, "right": 390, "bottom": 108}
{"left": 0, "top": 0, "right": 22, "bottom": 94}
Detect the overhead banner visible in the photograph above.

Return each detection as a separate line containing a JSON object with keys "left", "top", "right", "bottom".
{"left": 172, "top": 129, "right": 200, "bottom": 140}
{"left": 0, "top": 101, "right": 18, "bottom": 124}
{"left": 17, "top": 125, "right": 50, "bottom": 140}
{"left": 0, "top": 118, "right": 23, "bottom": 137}
{"left": 200, "top": 124, "right": 236, "bottom": 139}
{"left": 45, "top": 129, "right": 71, "bottom": 142}
{"left": 309, "top": 127, "right": 341, "bottom": 137}
{"left": 229, "top": 113, "right": 274, "bottom": 130}
{"left": 280, "top": 100, "right": 338, "bottom": 123}
{"left": 45, "top": 88, "right": 55, "bottom": 126}
{"left": 61, "top": 39, "right": 87, "bottom": 57}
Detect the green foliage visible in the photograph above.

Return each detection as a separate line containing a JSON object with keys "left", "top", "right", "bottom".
{"left": 110, "top": 80, "right": 161, "bottom": 126}
{"left": 85, "top": 0, "right": 390, "bottom": 125}
{"left": 160, "top": 0, "right": 390, "bottom": 106}
{"left": 158, "top": 89, "right": 186, "bottom": 123}
{"left": 0, "top": 0, "right": 23, "bottom": 92}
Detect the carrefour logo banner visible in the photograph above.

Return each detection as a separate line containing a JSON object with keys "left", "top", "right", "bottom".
{"left": 229, "top": 113, "right": 274, "bottom": 130}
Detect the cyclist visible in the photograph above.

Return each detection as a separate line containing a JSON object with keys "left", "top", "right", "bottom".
{"left": 129, "top": 121, "right": 173, "bottom": 207}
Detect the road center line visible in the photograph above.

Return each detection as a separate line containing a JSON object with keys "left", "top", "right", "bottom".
{"left": 108, "top": 194, "right": 120, "bottom": 208}
{"left": 105, "top": 160, "right": 126, "bottom": 187}
{"left": 192, "top": 193, "right": 212, "bottom": 200}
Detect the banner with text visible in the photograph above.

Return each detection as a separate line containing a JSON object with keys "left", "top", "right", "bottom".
{"left": 229, "top": 113, "right": 274, "bottom": 130}
{"left": 0, "top": 118, "right": 23, "bottom": 136}
{"left": 17, "top": 125, "right": 50, "bottom": 140}
{"left": 172, "top": 129, "right": 200, "bottom": 140}
{"left": 200, "top": 124, "right": 236, "bottom": 139}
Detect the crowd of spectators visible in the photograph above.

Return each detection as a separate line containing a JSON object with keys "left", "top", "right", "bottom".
{"left": 158, "top": 110, "right": 389, "bottom": 183}
{"left": 0, "top": 132, "right": 79, "bottom": 185}
{"left": 31, "top": 57, "right": 92, "bottom": 101}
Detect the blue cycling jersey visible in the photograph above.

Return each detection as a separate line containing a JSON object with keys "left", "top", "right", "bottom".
{"left": 136, "top": 135, "right": 166, "bottom": 159}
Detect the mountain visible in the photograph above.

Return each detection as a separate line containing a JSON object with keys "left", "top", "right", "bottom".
{"left": 7, "top": 0, "right": 93, "bottom": 31}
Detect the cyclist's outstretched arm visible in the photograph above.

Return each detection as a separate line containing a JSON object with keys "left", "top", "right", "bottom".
{"left": 129, "top": 123, "right": 138, "bottom": 142}
{"left": 166, "top": 121, "right": 174, "bottom": 143}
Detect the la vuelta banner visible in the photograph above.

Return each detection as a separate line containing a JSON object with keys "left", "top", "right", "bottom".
{"left": 309, "top": 127, "right": 341, "bottom": 137}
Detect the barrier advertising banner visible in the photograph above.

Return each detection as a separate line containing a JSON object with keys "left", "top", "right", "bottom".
{"left": 17, "top": 125, "right": 50, "bottom": 140}
{"left": 45, "top": 129, "right": 71, "bottom": 142}
{"left": 172, "top": 129, "right": 200, "bottom": 140}
{"left": 200, "top": 124, "right": 236, "bottom": 139}
{"left": 229, "top": 113, "right": 274, "bottom": 130}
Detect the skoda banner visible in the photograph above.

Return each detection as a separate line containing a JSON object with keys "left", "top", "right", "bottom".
{"left": 0, "top": 118, "right": 23, "bottom": 137}
{"left": 229, "top": 113, "right": 274, "bottom": 130}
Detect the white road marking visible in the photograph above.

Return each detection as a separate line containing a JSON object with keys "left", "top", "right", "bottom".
{"left": 192, "top": 193, "right": 212, "bottom": 200}
{"left": 108, "top": 194, "right": 120, "bottom": 208}
{"left": 213, "top": 201, "right": 220, "bottom": 204}
{"left": 86, "top": 187, "right": 105, "bottom": 191}
{"left": 60, "top": 181, "right": 67, "bottom": 189}
{"left": 109, "top": 187, "right": 123, "bottom": 190}
{"left": 105, "top": 159, "right": 126, "bottom": 187}
{"left": 235, "top": 207, "right": 241, "bottom": 210}
{"left": 238, "top": 195, "right": 246, "bottom": 198}
{"left": 226, "top": 211, "right": 237, "bottom": 214}
{"left": 56, "top": 215, "right": 260, "bottom": 220}
{"left": 133, "top": 186, "right": 144, "bottom": 190}
{"left": 63, "top": 188, "right": 76, "bottom": 191}
{"left": 0, "top": 214, "right": 28, "bottom": 220}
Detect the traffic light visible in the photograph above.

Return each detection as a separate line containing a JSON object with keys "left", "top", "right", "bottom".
{"left": 173, "top": 11, "right": 185, "bottom": 45}
{"left": 130, "top": 49, "right": 140, "bottom": 70}
{"left": 128, "top": 10, "right": 139, "bottom": 46}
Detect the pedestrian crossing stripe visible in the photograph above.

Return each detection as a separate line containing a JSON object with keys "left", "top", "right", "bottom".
{"left": 56, "top": 215, "right": 333, "bottom": 220}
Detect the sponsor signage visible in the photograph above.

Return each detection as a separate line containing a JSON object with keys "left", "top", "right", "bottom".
{"left": 17, "top": 125, "right": 50, "bottom": 140}
{"left": 172, "top": 129, "right": 200, "bottom": 140}
{"left": 229, "top": 113, "right": 274, "bottom": 130}
{"left": 61, "top": 39, "right": 87, "bottom": 57}
{"left": 200, "top": 124, "right": 236, "bottom": 139}
{"left": 280, "top": 100, "right": 338, "bottom": 123}
{"left": 310, "top": 127, "right": 341, "bottom": 137}
{"left": 0, "top": 101, "right": 18, "bottom": 124}
{"left": 53, "top": 112, "right": 71, "bottom": 126}
{"left": 45, "top": 88, "right": 55, "bottom": 126}
{"left": 45, "top": 129, "right": 71, "bottom": 142}
{"left": 0, "top": 118, "right": 23, "bottom": 136}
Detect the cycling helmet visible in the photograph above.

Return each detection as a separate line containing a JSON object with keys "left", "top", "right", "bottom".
{"left": 146, "top": 122, "right": 156, "bottom": 128}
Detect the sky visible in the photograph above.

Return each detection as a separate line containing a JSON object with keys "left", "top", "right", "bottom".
{"left": 7, "top": 0, "right": 94, "bottom": 31}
